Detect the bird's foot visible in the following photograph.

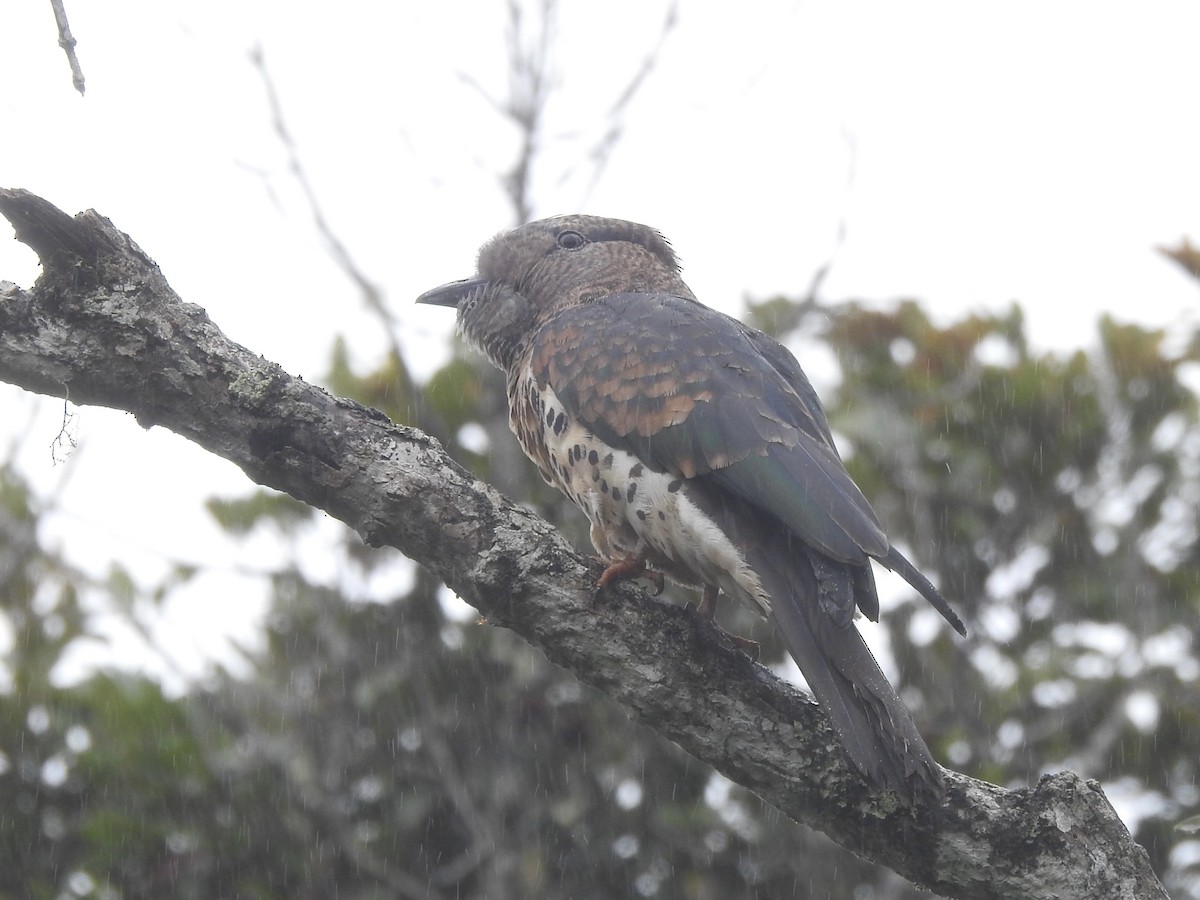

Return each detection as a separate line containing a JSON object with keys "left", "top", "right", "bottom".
{"left": 690, "top": 585, "right": 760, "bottom": 661}
{"left": 696, "top": 583, "right": 720, "bottom": 620}
{"left": 722, "top": 632, "right": 761, "bottom": 661}
{"left": 591, "top": 556, "right": 665, "bottom": 603}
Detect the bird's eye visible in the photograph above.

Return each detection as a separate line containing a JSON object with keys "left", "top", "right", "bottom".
{"left": 556, "top": 230, "right": 587, "bottom": 250}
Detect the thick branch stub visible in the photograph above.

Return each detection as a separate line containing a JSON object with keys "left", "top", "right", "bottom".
{"left": 0, "top": 190, "right": 159, "bottom": 291}
{"left": 0, "top": 188, "right": 105, "bottom": 261}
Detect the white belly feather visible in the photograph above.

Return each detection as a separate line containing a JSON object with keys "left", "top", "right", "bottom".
{"left": 517, "top": 377, "right": 772, "bottom": 618}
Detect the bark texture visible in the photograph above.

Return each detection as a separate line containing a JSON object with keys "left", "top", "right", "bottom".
{"left": 0, "top": 188, "right": 1168, "bottom": 899}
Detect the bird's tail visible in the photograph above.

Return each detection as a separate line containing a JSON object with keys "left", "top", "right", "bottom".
{"left": 880, "top": 545, "right": 967, "bottom": 637}
{"left": 748, "top": 544, "right": 944, "bottom": 801}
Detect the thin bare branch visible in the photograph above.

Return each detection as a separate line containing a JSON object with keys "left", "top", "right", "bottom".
{"left": 463, "top": 0, "right": 678, "bottom": 224}
{"left": 576, "top": 1, "right": 680, "bottom": 203}
{"left": 48, "top": 0, "right": 86, "bottom": 95}
{"left": 247, "top": 46, "right": 418, "bottom": 411}
{"left": 249, "top": 46, "right": 389, "bottom": 328}
{"left": 499, "top": 0, "right": 557, "bottom": 222}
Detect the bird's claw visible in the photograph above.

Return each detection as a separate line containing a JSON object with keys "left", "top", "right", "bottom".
{"left": 643, "top": 570, "right": 665, "bottom": 595}
{"left": 591, "top": 555, "right": 664, "bottom": 603}
{"left": 690, "top": 585, "right": 760, "bottom": 661}
{"left": 723, "top": 632, "right": 761, "bottom": 662}
{"left": 694, "top": 616, "right": 760, "bottom": 661}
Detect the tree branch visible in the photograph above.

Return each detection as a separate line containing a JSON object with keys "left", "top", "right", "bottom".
{"left": 48, "top": 0, "right": 86, "bottom": 96}
{"left": 0, "top": 188, "right": 1167, "bottom": 900}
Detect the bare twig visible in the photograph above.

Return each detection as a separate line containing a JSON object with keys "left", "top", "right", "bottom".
{"left": 48, "top": 0, "right": 86, "bottom": 95}
{"left": 247, "top": 46, "right": 419, "bottom": 413}
{"left": 500, "top": 0, "right": 556, "bottom": 223}
{"left": 461, "top": 0, "right": 679, "bottom": 224}
{"left": 50, "top": 388, "right": 77, "bottom": 465}
{"left": 249, "top": 46, "right": 390, "bottom": 330}
{"left": 576, "top": 1, "right": 680, "bottom": 204}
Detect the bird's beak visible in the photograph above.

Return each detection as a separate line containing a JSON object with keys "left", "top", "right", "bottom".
{"left": 416, "top": 277, "right": 487, "bottom": 309}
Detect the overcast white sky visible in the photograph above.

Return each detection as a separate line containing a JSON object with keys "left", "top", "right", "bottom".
{"left": 2, "top": 1, "right": 1199, "bottom": 685}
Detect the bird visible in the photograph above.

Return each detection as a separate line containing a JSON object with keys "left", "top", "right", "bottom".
{"left": 417, "top": 215, "right": 965, "bottom": 801}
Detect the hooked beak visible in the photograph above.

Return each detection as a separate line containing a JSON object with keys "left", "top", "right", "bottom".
{"left": 416, "top": 277, "right": 488, "bottom": 309}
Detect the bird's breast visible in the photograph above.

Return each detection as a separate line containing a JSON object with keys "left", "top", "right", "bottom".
{"left": 509, "top": 369, "right": 771, "bottom": 617}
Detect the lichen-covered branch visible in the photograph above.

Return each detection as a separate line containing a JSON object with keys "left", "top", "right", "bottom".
{"left": 0, "top": 188, "right": 1168, "bottom": 899}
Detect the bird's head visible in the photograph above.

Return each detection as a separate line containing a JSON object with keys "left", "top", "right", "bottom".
{"left": 417, "top": 215, "right": 690, "bottom": 371}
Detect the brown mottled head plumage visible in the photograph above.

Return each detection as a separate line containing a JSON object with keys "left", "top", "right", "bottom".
{"left": 417, "top": 216, "right": 691, "bottom": 369}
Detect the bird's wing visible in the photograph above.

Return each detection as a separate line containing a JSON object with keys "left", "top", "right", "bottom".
{"left": 528, "top": 292, "right": 889, "bottom": 565}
